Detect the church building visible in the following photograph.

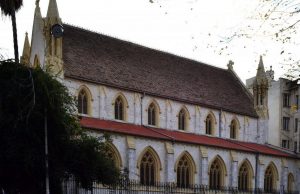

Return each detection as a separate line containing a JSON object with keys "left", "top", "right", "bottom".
{"left": 21, "top": 0, "right": 300, "bottom": 192}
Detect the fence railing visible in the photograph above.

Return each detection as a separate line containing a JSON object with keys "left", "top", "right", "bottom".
{"left": 62, "top": 179, "right": 299, "bottom": 194}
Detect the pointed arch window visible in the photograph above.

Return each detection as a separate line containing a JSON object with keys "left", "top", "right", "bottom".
{"left": 106, "top": 145, "right": 122, "bottom": 169}
{"left": 115, "top": 96, "right": 124, "bottom": 120}
{"left": 209, "top": 158, "right": 225, "bottom": 189}
{"left": 140, "top": 151, "right": 156, "bottom": 185}
{"left": 148, "top": 103, "right": 156, "bottom": 126}
{"left": 177, "top": 155, "right": 192, "bottom": 188}
{"left": 264, "top": 165, "right": 275, "bottom": 192}
{"left": 238, "top": 162, "right": 250, "bottom": 191}
{"left": 230, "top": 120, "right": 238, "bottom": 139}
{"left": 206, "top": 114, "right": 214, "bottom": 135}
{"left": 178, "top": 109, "right": 187, "bottom": 130}
{"left": 78, "top": 90, "right": 88, "bottom": 114}
{"left": 288, "top": 173, "right": 294, "bottom": 193}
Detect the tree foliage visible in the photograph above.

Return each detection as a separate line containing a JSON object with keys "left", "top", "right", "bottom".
{"left": 0, "top": 61, "right": 120, "bottom": 194}
{"left": 216, "top": 0, "right": 300, "bottom": 78}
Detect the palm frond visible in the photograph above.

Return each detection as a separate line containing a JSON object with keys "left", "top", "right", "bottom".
{"left": 0, "top": 0, "right": 23, "bottom": 16}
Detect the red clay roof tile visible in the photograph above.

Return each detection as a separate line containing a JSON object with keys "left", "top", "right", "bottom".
{"left": 80, "top": 117, "right": 297, "bottom": 158}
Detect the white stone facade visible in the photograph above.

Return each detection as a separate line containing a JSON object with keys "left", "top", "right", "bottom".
{"left": 66, "top": 78, "right": 299, "bottom": 191}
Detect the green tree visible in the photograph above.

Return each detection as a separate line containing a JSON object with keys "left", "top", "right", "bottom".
{"left": 0, "top": 0, "right": 23, "bottom": 63}
{"left": 0, "top": 60, "right": 120, "bottom": 194}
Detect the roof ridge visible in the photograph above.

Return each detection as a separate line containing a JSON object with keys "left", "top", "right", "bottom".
{"left": 63, "top": 23, "right": 228, "bottom": 72}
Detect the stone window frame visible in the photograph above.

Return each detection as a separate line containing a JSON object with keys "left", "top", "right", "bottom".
{"left": 76, "top": 85, "right": 93, "bottom": 116}
{"left": 137, "top": 146, "right": 162, "bottom": 185}
{"left": 264, "top": 162, "right": 279, "bottom": 192}
{"left": 174, "top": 151, "right": 196, "bottom": 188}
{"left": 112, "top": 93, "right": 129, "bottom": 121}
{"left": 208, "top": 155, "right": 227, "bottom": 189}
{"left": 288, "top": 173, "right": 295, "bottom": 193}
{"left": 205, "top": 112, "right": 216, "bottom": 136}
{"left": 177, "top": 106, "right": 190, "bottom": 131}
{"left": 146, "top": 100, "right": 161, "bottom": 127}
{"left": 238, "top": 159, "right": 254, "bottom": 191}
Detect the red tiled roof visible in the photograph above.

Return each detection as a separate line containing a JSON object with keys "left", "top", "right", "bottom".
{"left": 62, "top": 24, "right": 257, "bottom": 118}
{"left": 80, "top": 117, "right": 297, "bottom": 158}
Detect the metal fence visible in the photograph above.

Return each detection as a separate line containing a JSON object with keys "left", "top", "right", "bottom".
{"left": 62, "top": 179, "right": 299, "bottom": 194}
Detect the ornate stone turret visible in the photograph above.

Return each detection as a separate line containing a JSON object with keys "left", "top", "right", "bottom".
{"left": 253, "top": 56, "right": 269, "bottom": 144}
{"left": 44, "top": 0, "right": 64, "bottom": 76}
{"left": 253, "top": 56, "right": 269, "bottom": 119}
{"left": 20, "top": 32, "right": 31, "bottom": 66}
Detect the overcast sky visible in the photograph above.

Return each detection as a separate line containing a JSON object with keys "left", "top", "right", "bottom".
{"left": 1, "top": 0, "right": 297, "bottom": 82}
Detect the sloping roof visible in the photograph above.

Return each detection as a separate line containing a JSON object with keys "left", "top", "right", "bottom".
{"left": 80, "top": 117, "right": 298, "bottom": 159}
{"left": 63, "top": 24, "right": 257, "bottom": 117}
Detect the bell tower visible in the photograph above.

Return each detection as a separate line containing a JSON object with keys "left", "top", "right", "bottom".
{"left": 44, "top": 0, "right": 64, "bottom": 76}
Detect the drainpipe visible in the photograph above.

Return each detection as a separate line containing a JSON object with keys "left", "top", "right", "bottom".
{"left": 140, "top": 92, "right": 145, "bottom": 125}
{"left": 219, "top": 109, "right": 222, "bottom": 137}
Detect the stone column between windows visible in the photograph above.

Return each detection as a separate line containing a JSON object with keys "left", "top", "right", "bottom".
{"left": 200, "top": 146, "right": 208, "bottom": 185}
{"left": 195, "top": 106, "right": 201, "bottom": 134}
{"left": 257, "top": 159, "right": 265, "bottom": 189}
{"left": 281, "top": 159, "right": 288, "bottom": 191}
{"left": 230, "top": 151, "right": 238, "bottom": 188}
{"left": 220, "top": 112, "right": 225, "bottom": 138}
{"left": 133, "top": 93, "right": 140, "bottom": 125}
{"left": 165, "top": 142, "right": 175, "bottom": 182}
{"left": 98, "top": 86, "right": 106, "bottom": 118}
{"left": 165, "top": 100, "right": 172, "bottom": 130}
{"left": 126, "top": 136, "right": 138, "bottom": 180}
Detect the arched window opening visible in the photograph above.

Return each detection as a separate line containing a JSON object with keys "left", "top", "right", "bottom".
{"left": 230, "top": 120, "right": 237, "bottom": 139}
{"left": 115, "top": 96, "right": 124, "bottom": 120}
{"left": 178, "top": 109, "right": 186, "bottom": 130}
{"left": 206, "top": 114, "right": 214, "bottom": 135}
{"left": 140, "top": 151, "right": 156, "bottom": 185}
{"left": 238, "top": 162, "right": 250, "bottom": 191}
{"left": 264, "top": 165, "right": 275, "bottom": 192}
{"left": 106, "top": 145, "right": 122, "bottom": 169}
{"left": 177, "top": 155, "right": 191, "bottom": 188}
{"left": 288, "top": 173, "right": 294, "bottom": 193}
{"left": 209, "top": 158, "right": 225, "bottom": 190}
{"left": 78, "top": 90, "right": 88, "bottom": 114}
{"left": 148, "top": 103, "right": 156, "bottom": 126}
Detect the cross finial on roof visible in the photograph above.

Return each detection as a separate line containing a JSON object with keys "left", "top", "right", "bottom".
{"left": 227, "top": 60, "right": 234, "bottom": 70}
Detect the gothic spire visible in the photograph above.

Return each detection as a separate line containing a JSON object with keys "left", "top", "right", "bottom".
{"left": 34, "top": 0, "right": 42, "bottom": 19}
{"left": 20, "top": 32, "right": 31, "bottom": 65}
{"left": 46, "top": 0, "right": 60, "bottom": 19}
{"left": 255, "top": 55, "right": 268, "bottom": 85}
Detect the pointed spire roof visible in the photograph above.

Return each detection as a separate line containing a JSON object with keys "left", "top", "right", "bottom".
{"left": 46, "top": 0, "right": 60, "bottom": 18}
{"left": 255, "top": 55, "right": 268, "bottom": 85}
{"left": 20, "top": 32, "right": 31, "bottom": 65}
{"left": 34, "top": 0, "right": 42, "bottom": 18}
{"left": 22, "top": 32, "right": 30, "bottom": 56}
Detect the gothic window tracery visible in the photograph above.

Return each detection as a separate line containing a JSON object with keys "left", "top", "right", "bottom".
{"left": 140, "top": 151, "right": 156, "bottom": 185}
{"left": 177, "top": 155, "right": 192, "bottom": 187}
{"left": 238, "top": 162, "right": 252, "bottom": 191}
{"left": 206, "top": 114, "right": 214, "bottom": 135}
{"left": 78, "top": 90, "right": 88, "bottom": 114}
{"left": 264, "top": 165, "right": 276, "bottom": 192}
{"left": 209, "top": 157, "right": 225, "bottom": 189}
{"left": 178, "top": 109, "right": 187, "bottom": 130}
{"left": 148, "top": 103, "right": 156, "bottom": 126}
{"left": 115, "top": 96, "right": 124, "bottom": 120}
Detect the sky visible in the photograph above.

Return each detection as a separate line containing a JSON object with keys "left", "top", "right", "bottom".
{"left": 0, "top": 0, "right": 298, "bottom": 83}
